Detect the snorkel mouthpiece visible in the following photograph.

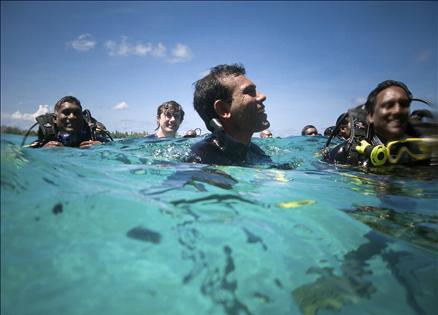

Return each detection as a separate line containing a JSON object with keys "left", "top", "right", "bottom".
{"left": 355, "top": 140, "right": 388, "bottom": 166}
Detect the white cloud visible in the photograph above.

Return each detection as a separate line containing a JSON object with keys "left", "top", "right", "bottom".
{"left": 8, "top": 105, "right": 50, "bottom": 121}
{"left": 113, "top": 102, "right": 129, "bottom": 110}
{"left": 134, "top": 43, "right": 152, "bottom": 56}
{"left": 68, "top": 34, "right": 97, "bottom": 52}
{"left": 105, "top": 37, "right": 167, "bottom": 58}
{"left": 417, "top": 50, "right": 431, "bottom": 62}
{"left": 168, "top": 43, "right": 193, "bottom": 63}
{"left": 152, "top": 42, "right": 166, "bottom": 57}
{"left": 103, "top": 37, "right": 193, "bottom": 63}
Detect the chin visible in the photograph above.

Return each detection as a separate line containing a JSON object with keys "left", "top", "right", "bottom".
{"left": 61, "top": 128, "right": 76, "bottom": 133}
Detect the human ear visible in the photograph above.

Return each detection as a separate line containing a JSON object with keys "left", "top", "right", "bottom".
{"left": 213, "top": 100, "right": 231, "bottom": 119}
{"left": 367, "top": 113, "right": 374, "bottom": 124}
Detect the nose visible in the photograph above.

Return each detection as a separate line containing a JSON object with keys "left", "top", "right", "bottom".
{"left": 67, "top": 112, "right": 77, "bottom": 119}
{"left": 392, "top": 101, "right": 408, "bottom": 116}
{"left": 257, "top": 92, "right": 266, "bottom": 103}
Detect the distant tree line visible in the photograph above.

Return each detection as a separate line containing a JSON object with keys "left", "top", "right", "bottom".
{"left": 1, "top": 125, "right": 149, "bottom": 139}
{"left": 109, "top": 130, "right": 149, "bottom": 138}
{"left": 1, "top": 125, "right": 38, "bottom": 136}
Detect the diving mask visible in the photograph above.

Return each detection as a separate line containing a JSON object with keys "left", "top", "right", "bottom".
{"left": 386, "top": 137, "right": 438, "bottom": 164}
{"left": 356, "top": 137, "right": 438, "bottom": 166}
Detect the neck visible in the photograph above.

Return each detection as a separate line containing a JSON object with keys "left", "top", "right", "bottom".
{"left": 221, "top": 123, "right": 252, "bottom": 146}
{"left": 156, "top": 129, "right": 176, "bottom": 138}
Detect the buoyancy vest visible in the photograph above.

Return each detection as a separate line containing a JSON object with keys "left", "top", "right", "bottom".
{"left": 22, "top": 109, "right": 113, "bottom": 147}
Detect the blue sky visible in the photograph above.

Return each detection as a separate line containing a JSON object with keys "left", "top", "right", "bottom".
{"left": 1, "top": 1, "right": 437, "bottom": 137}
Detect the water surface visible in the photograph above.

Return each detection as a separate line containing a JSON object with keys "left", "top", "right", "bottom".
{"left": 1, "top": 134, "right": 437, "bottom": 315}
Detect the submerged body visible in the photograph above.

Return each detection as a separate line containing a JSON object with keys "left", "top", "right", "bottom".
{"left": 2, "top": 134, "right": 437, "bottom": 315}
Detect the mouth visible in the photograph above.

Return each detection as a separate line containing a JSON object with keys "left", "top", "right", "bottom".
{"left": 258, "top": 110, "right": 267, "bottom": 119}
{"left": 388, "top": 119, "right": 405, "bottom": 128}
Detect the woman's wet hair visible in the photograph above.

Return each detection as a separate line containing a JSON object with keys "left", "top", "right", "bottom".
{"left": 193, "top": 63, "right": 246, "bottom": 132}
{"left": 156, "top": 101, "right": 185, "bottom": 120}
{"left": 54, "top": 96, "right": 82, "bottom": 112}
{"left": 365, "top": 80, "right": 412, "bottom": 114}
{"left": 155, "top": 100, "right": 185, "bottom": 130}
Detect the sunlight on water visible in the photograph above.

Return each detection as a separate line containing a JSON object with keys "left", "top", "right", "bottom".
{"left": 1, "top": 133, "right": 437, "bottom": 315}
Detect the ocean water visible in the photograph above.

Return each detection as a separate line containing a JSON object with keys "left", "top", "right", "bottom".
{"left": 1, "top": 133, "right": 437, "bottom": 315}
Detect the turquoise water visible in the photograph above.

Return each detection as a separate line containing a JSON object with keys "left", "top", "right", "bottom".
{"left": 1, "top": 133, "right": 437, "bottom": 315}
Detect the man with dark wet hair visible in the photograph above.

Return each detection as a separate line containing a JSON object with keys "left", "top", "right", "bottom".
{"left": 335, "top": 113, "right": 351, "bottom": 140}
{"left": 260, "top": 129, "right": 273, "bottom": 138}
{"left": 301, "top": 125, "right": 319, "bottom": 136}
{"left": 28, "top": 96, "right": 111, "bottom": 148}
{"left": 188, "top": 63, "right": 271, "bottom": 165}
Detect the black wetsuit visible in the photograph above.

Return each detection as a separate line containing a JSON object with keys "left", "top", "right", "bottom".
{"left": 187, "top": 132, "right": 272, "bottom": 166}
{"left": 145, "top": 133, "right": 159, "bottom": 139}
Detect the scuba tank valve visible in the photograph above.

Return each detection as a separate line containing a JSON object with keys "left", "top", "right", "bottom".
{"left": 355, "top": 140, "right": 388, "bottom": 166}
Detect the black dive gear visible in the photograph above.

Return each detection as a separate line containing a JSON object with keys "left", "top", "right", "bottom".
{"left": 187, "top": 118, "right": 272, "bottom": 166}
{"left": 22, "top": 109, "right": 112, "bottom": 147}
{"left": 323, "top": 99, "right": 437, "bottom": 167}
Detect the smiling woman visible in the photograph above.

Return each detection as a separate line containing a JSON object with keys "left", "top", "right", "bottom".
{"left": 146, "top": 100, "right": 185, "bottom": 138}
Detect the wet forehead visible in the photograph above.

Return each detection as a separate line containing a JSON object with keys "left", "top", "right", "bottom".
{"left": 222, "top": 74, "right": 256, "bottom": 93}
{"left": 57, "top": 101, "right": 82, "bottom": 112}
{"left": 161, "top": 108, "right": 181, "bottom": 117}
{"left": 376, "top": 86, "right": 409, "bottom": 104}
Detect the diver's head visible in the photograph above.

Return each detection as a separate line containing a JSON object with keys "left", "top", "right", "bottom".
{"left": 183, "top": 129, "right": 198, "bottom": 138}
{"left": 193, "top": 63, "right": 269, "bottom": 141}
{"left": 301, "top": 125, "right": 318, "bottom": 136}
{"left": 365, "top": 80, "right": 412, "bottom": 142}
{"left": 54, "top": 96, "right": 84, "bottom": 135}
{"left": 155, "top": 100, "right": 185, "bottom": 138}
{"left": 324, "top": 126, "right": 335, "bottom": 137}
{"left": 260, "top": 129, "right": 273, "bottom": 138}
{"left": 411, "top": 109, "right": 434, "bottom": 122}
{"left": 336, "top": 113, "right": 351, "bottom": 139}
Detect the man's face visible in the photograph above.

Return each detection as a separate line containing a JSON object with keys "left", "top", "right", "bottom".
{"left": 338, "top": 122, "right": 351, "bottom": 139}
{"left": 55, "top": 102, "right": 84, "bottom": 134}
{"left": 157, "top": 109, "right": 182, "bottom": 135}
{"left": 368, "top": 86, "right": 410, "bottom": 142}
{"left": 304, "top": 128, "right": 318, "bottom": 136}
{"left": 223, "top": 74, "right": 270, "bottom": 134}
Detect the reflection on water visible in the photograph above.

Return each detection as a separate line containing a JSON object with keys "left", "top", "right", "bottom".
{"left": 1, "top": 134, "right": 437, "bottom": 315}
